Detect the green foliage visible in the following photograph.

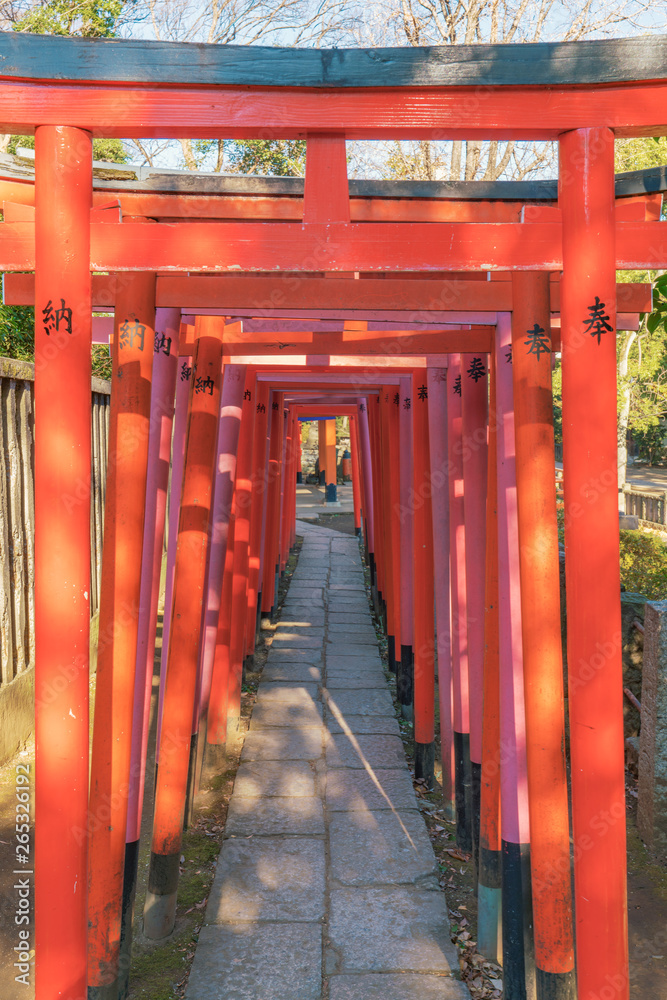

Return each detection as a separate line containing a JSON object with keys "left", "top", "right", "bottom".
{"left": 0, "top": 302, "right": 112, "bottom": 380}
{"left": 12, "top": 0, "right": 129, "bottom": 38}
{"left": 615, "top": 136, "right": 667, "bottom": 176}
{"left": 619, "top": 529, "right": 667, "bottom": 600}
{"left": 8, "top": 133, "right": 128, "bottom": 163}
{"left": 225, "top": 139, "right": 307, "bottom": 177}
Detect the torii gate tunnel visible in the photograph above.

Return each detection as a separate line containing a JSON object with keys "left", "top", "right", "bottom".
{"left": 3, "top": 26, "right": 667, "bottom": 1000}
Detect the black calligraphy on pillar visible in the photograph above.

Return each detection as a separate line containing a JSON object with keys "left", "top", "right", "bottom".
{"left": 403, "top": 397, "right": 411, "bottom": 410}
{"left": 243, "top": 389, "right": 252, "bottom": 401}
{"left": 154, "top": 332, "right": 172, "bottom": 356}
{"left": 583, "top": 296, "right": 613, "bottom": 344}
{"left": 272, "top": 401, "right": 279, "bottom": 411}
{"left": 42, "top": 298, "right": 72, "bottom": 337}
{"left": 524, "top": 323, "right": 551, "bottom": 360}
{"left": 359, "top": 403, "right": 366, "bottom": 412}
{"left": 119, "top": 319, "right": 146, "bottom": 352}
{"left": 180, "top": 362, "right": 192, "bottom": 382}
{"left": 194, "top": 374, "right": 215, "bottom": 396}
{"left": 417, "top": 384, "right": 428, "bottom": 401}
{"left": 505, "top": 346, "right": 513, "bottom": 364}
{"left": 453, "top": 375, "right": 462, "bottom": 396}
{"left": 467, "top": 357, "right": 486, "bottom": 382}
{"left": 393, "top": 392, "right": 400, "bottom": 405}
{"left": 256, "top": 402, "right": 266, "bottom": 413}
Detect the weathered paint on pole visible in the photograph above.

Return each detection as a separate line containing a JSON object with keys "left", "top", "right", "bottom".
{"left": 477, "top": 348, "right": 503, "bottom": 964}
{"left": 461, "top": 351, "right": 489, "bottom": 875}
{"left": 495, "top": 313, "right": 536, "bottom": 1000}
{"left": 512, "top": 270, "right": 575, "bottom": 999}
{"left": 88, "top": 271, "right": 156, "bottom": 998}
{"left": 559, "top": 127, "right": 628, "bottom": 1000}
{"left": 145, "top": 317, "right": 223, "bottom": 940}
{"left": 120, "top": 306, "right": 179, "bottom": 994}
{"left": 412, "top": 371, "right": 435, "bottom": 785}
{"left": 448, "top": 353, "right": 472, "bottom": 852}
{"left": 427, "top": 366, "right": 455, "bottom": 821}
{"left": 34, "top": 124, "right": 92, "bottom": 1000}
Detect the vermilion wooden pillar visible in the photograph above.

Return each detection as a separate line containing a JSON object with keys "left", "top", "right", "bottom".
{"left": 227, "top": 371, "right": 256, "bottom": 732}
{"left": 349, "top": 414, "right": 362, "bottom": 536}
{"left": 88, "top": 272, "right": 156, "bottom": 1000}
{"left": 512, "top": 271, "right": 575, "bottom": 999}
{"left": 318, "top": 418, "right": 326, "bottom": 485}
{"left": 357, "top": 399, "right": 375, "bottom": 586}
{"left": 478, "top": 349, "right": 502, "bottom": 963}
{"left": 496, "top": 314, "right": 536, "bottom": 1000}
{"left": 461, "top": 351, "right": 489, "bottom": 875}
{"left": 387, "top": 391, "right": 402, "bottom": 671}
{"left": 427, "top": 366, "right": 455, "bottom": 820}
{"left": 245, "top": 381, "right": 271, "bottom": 666}
{"left": 448, "top": 354, "right": 472, "bottom": 852}
{"left": 120, "top": 306, "right": 179, "bottom": 994}
{"left": 412, "top": 371, "right": 435, "bottom": 784}
{"left": 192, "top": 363, "right": 246, "bottom": 789}
{"left": 34, "top": 124, "right": 92, "bottom": 1000}
{"left": 369, "top": 395, "right": 385, "bottom": 618}
{"left": 380, "top": 386, "right": 398, "bottom": 672}
{"left": 324, "top": 417, "right": 338, "bottom": 503}
{"left": 145, "top": 317, "right": 222, "bottom": 940}
{"left": 560, "top": 127, "right": 628, "bottom": 1000}
{"left": 398, "top": 376, "right": 414, "bottom": 720}
{"left": 262, "top": 392, "right": 284, "bottom": 615}
{"left": 204, "top": 500, "right": 236, "bottom": 770}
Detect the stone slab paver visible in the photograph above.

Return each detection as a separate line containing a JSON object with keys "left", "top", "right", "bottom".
{"left": 323, "top": 687, "right": 395, "bottom": 717}
{"left": 208, "top": 837, "right": 326, "bottom": 922}
{"left": 328, "top": 887, "right": 459, "bottom": 973}
{"left": 262, "top": 663, "right": 323, "bottom": 683}
{"left": 329, "top": 809, "right": 439, "bottom": 886}
{"left": 186, "top": 923, "right": 322, "bottom": 1000}
{"left": 225, "top": 796, "right": 326, "bottom": 837}
{"left": 325, "top": 733, "right": 407, "bottom": 770}
{"left": 326, "top": 767, "right": 418, "bottom": 812}
{"left": 326, "top": 714, "right": 402, "bottom": 736}
{"left": 187, "top": 523, "right": 466, "bottom": 1000}
{"left": 249, "top": 702, "right": 324, "bottom": 729}
{"left": 329, "top": 975, "right": 470, "bottom": 999}
{"left": 241, "top": 729, "right": 323, "bottom": 762}
{"left": 234, "top": 761, "right": 317, "bottom": 797}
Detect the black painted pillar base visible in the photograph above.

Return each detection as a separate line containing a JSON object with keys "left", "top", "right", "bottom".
{"left": 243, "top": 653, "right": 254, "bottom": 680}
{"left": 296, "top": 471, "right": 303, "bottom": 484}
{"left": 502, "top": 840, "right": 537, "bottom": 1000}
{"left": 356, "top": 526, "right": 361, "bottom": 537}
{"left": 478, "top": 845, "right": 503, "bottom": 964}
{"left": 326, "top": 482, "right": 337, "bottom": 503}
{"left": 387, "top": 634, "right": 397, "bottom": 674}
{"left": 144, "top": 851, "right": 180, "bottom": 940}
{"left": 536, "top": 969, "right": 577, "bottom": 1000}
{"left": 88, "top": 983, "right": 119, "bottom": 1000}
{"left": 471, "top": 759, "right": 482, "bottom": 878}
{"left": 414, "top": 740, "right": 435, "bottom": 787}
{"left": 454, "top": 731, "right": 473, "bottom": 854}
{"left": 255, "top": 592, "right": 264, "bottom": 645}
{"left": 319, "top": 469, "right": 326, "bottom": 485}
{"left": 397, "top": 644, "right": 414, "bottom": 721}
{"left": 118, "top": 838, "right": 140, "bottom": 998}
{"left": 183, "top": 732, "right": 198, "bottom": 831}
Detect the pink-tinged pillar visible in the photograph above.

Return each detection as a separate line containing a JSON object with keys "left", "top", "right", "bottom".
{"left": 495, "top": 314, "right": 535, "bottom": 1000}
{"left": 559, "top": 127, "right": 628, "bottom": 1000}
{"left": 120, "top": 306, "right": 179, "bottom": 992}
{"left": 461, "top": 351, "right": 489, "bottom": 875}
{"left": 397, "top": 376, "right": 414, "bottom": 720}
{"left": 427, "top": 366, "right": 455, "bottom": 821}
{"left": 448, "top": 354, "right": 472, "bottom": 852}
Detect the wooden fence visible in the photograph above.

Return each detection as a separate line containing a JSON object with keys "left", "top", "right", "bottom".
{"left": 0, "top": 357, "right": 110, "bottom": 688}
{"left": 624, "top": 487, "right": 667, "bottom": 527}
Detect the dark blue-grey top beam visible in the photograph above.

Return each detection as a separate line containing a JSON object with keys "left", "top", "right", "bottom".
{"left": 0, "top": 31, "right": 666, "bottom": 87}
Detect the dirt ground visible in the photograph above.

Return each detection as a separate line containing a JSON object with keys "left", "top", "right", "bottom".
{"left": 298, "top": 512, "right": 358, "bottom": 535}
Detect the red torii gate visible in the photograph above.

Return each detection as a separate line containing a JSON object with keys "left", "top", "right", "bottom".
{"left": 2, "top": 27, "right": 666, "bottom": 1000}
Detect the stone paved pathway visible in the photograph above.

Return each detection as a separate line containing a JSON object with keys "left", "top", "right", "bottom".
{"left": 186, "top": 522, "right": 469, "bottom": 1000}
